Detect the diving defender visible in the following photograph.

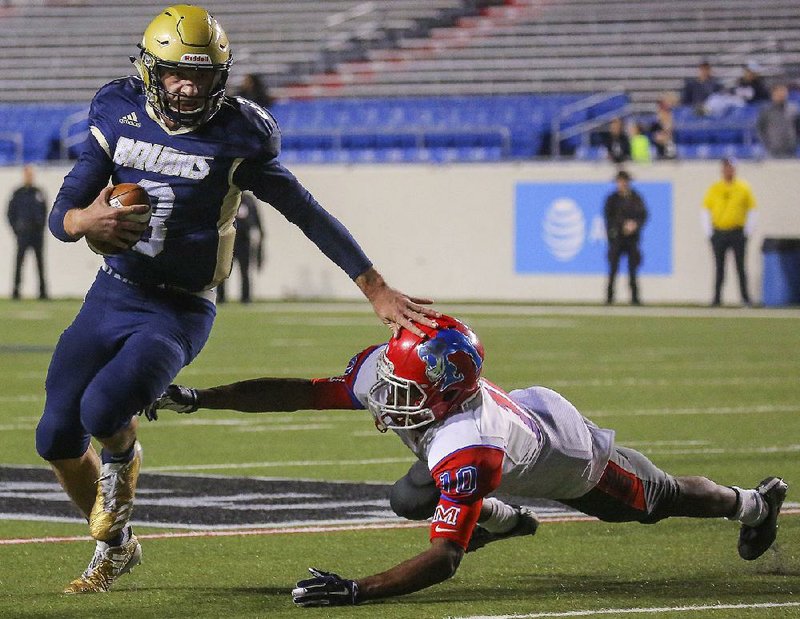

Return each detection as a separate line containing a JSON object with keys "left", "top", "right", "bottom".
{"left": 147, "top": 315, "right": 788, "bottom": 605}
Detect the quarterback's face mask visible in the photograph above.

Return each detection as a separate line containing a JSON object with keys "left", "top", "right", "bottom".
{"left": 133, "top": 5, "right": 231, "bottom": 129}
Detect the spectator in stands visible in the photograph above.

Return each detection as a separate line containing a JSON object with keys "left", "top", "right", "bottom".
{"left": 236, "top": 73, "right": 275, "bottom": 109}
{"left": 604, "top": 170, "right": 647, "bottom": 305}
{"left": 757, "top": 84, "right": 799, "bottom": 158}
{"left": 602, "top": 117, "right": 630, "bottom": 163}
{"left": 628, "top": 121, "right": 652, "bottom": 163}
{"left": 217, "top": 192, "right": 265, "bottom": 304}
{"left": 734, "top": 61, "right": 770, "bottom": 104}
{"left": 7, "top": 165, "right": 49, "bottom": 300}
{"left": 701, "top": 158, "right": 756, "bottom": 307}
{"left": 681, "top": 59, "right": 722, "bottom": 111}
{"left": 650, "top": 93, "right": 677, "bottom": 160}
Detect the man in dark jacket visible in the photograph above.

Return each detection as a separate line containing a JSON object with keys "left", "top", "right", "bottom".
{"left": 7, "top": 165, "right": 48, "bottom": 299}
{"left": 217, "top": 191, "right": 265, "bottom": 303}
{"left": 604, "top": 170, "right": 648, "bottom": 305}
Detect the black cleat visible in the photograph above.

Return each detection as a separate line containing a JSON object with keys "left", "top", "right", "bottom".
{"left": 738, "top": 477, "right": 788, "bottom": 561}
{"left": 466, "top": 505, "right": 539, "bottom": 553}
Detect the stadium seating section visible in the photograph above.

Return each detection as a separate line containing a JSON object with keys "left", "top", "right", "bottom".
{"left": 1, "top": 0, "right": 799, "bottom": 164}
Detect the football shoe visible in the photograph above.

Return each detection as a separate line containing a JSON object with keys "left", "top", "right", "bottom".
{"left": 63, "top": 534, "right": 142, "bottom": 594}
{"left": 89, "top": 441, "right": 143, "bottom": 542}
{"left": 466, "top": 505, "right": 540, "bottom": 553}
{"left": 738, "top": 476, "right": 788, "bottom": 560}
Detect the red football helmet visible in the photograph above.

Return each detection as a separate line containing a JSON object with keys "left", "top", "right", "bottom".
{"left": 367, "top": 315, "right": 485, "bottom": 432}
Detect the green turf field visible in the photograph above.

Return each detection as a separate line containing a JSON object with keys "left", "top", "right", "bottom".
{"left": 1, "top": 300, "right": 798, "bottom": 618}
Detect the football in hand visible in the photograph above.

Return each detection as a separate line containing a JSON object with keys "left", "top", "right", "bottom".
{"left": 87, "top": 183, "right": 152, "bottom": 256}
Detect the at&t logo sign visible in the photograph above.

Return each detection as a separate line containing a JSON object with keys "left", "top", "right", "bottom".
{"left": 542, "top": 198, "right": 586, "bottom": 261}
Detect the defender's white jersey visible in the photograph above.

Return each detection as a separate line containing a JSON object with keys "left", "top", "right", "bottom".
{"left": 347, "top": 345, "right": 615, "bottom": 501}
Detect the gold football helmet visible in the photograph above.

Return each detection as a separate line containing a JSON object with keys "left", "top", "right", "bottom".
{"left": 133, "top": 5, "right": 232, "bottom": 128}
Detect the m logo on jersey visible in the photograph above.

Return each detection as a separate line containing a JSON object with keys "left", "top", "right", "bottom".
{"left": 432, "top": 504, "right": 461, "bottom": 526}
{"left": 113, "top": 136, "right": 211, "bottom": 180}
{"left": 119, "top": 112, "right": 141, "bottom": 128}
{"left": 417, "top": 329, "right": 483, "bottom": 391}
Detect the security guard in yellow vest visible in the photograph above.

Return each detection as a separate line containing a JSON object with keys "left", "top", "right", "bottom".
{"left": 702, "top": 158, "right": 757, "bottom": 306}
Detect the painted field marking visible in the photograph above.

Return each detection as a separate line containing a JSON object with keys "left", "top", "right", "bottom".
{"left": 2, "top": 508, "right": 798, "bottom": 546}
{"left": 148, "top": 456, "right": 412, "bottom": 472}
{"left": 450, "top": 601, "right": 800, "bottom": 619}
{"left": 235, "top": 301, "right": 800, "bottom": 320}
{"left": 147, "top": 442, "right": 800, "bottom": 471}
{"left": 587, "top": 403, "right": 798, "bottom": 418}
{"left": 0, "top": 520, "right": 430, "bottom": 546}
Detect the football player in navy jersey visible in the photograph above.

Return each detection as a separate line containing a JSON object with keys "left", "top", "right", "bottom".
{"left": 36, "top": 5, "right": 437, "bottom": 594}
{"left": 146, "top": 315, "right": 788, "bottom": 606}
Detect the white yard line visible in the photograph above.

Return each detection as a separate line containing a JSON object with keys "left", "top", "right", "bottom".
{"left": 0, "top": 520, "right": 428, "bottom": 545}
{"left": 450, "top": 601, "right": 800, "bottom": 619}
{"left": 148, "top": 456, "right": 412, "bottom": 472}
{"left": 1, "top": 402, "right": 797, "bottom": 434}
{"left": 236, "top": 302, "right": 800, "bottom": 320}
{"left": 1, "top": 508, "right": 797, "bottom": 546}
{"left": 142, "top": 441, "right": 800, "bottom": 471}
{"left": 586, "top": 403, "right": 798, "bottom": 418}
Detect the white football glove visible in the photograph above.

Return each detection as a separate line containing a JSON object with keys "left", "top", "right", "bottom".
{"left": 140, "top": 384, "right": 199, "bottom": 421}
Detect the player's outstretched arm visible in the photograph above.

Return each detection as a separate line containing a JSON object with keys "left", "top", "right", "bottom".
{"left": 292, "top": 538, "right": 464, "bottom": 606}
{"left": 141, "top": 374, "right": 367, "bottom": 421}
{"left": 144, "top": 378, "right": 319, "bottom": 420}
{"left": 355, "top": 267, "right": 439, "bottom": 338}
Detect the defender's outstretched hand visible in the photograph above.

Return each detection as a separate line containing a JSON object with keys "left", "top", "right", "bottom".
{"left": 139, "top": 384, "right": 199, "bottom": 421}
{"left": 291, "top": 568, "right": 359, "bottom": 607}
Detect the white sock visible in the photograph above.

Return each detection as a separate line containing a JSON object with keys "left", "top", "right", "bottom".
{"left": 478, "top": 498, "right": 519, "bottom": 533}
{"left": 729, "top": 487, "right": 768, "bottom": 527}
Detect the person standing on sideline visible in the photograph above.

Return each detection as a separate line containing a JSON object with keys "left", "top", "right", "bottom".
{"left": 702, "top": 158, "right": 757, "bottom": 307}
{"left": 218, "top": 191, "right": 264, "bottom": 303}
{"left": 604, "top": 170, "right": 648, "bottom": 305}
{"left": 7, "top": 164, "right": 49, "bottom": 300}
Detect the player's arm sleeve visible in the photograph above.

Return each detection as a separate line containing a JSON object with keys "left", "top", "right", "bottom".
{"left": 428, "top": 446, "right": 504, "bottom": 550}
{"left": 49, "top": 97, "right": 114, "bottom": 242}
{"left": 197, "top": 345, "right": 383, "bottom": 412}
{"left": 637, "top": 194, "right": 648, "bottom": 226}
{"left": 310, "top": 344, "right": 384, "bottom": 409}
{"left": 233, "top": 158, "right": 372, "bottom": 280}
{"left": 700, "top": 209, "right": 713, "bottom": 238}
{"left": 603, "top": 197, "right": 613, "bottom": 233}
{"left": 744, "top": 209, "right": 758, "bottom": 237}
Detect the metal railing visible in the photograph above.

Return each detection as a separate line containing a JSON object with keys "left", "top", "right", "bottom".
{"left": 550, "top": 91, "right": 627, "bottom": 157}
{"left": 283, "top": 125, "right": 512, "bottom": 155}
{"left": 0, "top": 131, "right": 24, "bottom": 165}
{"left": 551, "top": 95, "right": 762, "bottom": 158}
{"left": 323, "top": 1, "right": 384, "bottom": 50}
{"left": 59, "top": 108, "right": 89, "bottom": 160}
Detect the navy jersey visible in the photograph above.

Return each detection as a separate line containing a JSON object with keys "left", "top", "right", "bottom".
{"left": 50, "top": 77, "right": 371, "bottom": 292}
